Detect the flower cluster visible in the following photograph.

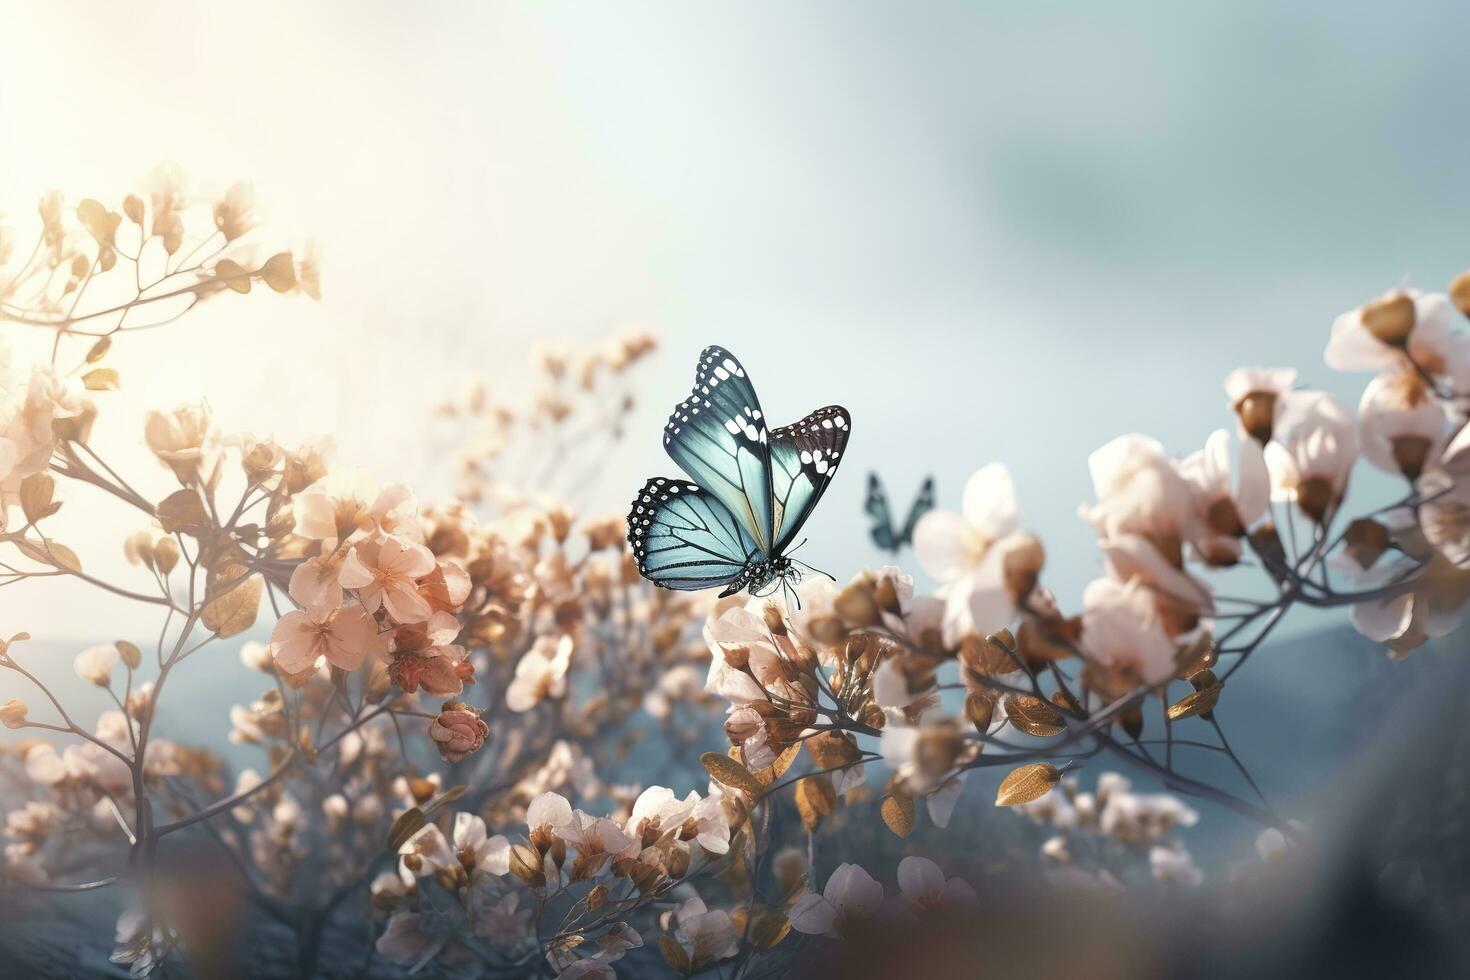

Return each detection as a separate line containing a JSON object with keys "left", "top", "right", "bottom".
{"left": 6, "top": 167, "right": 1470, "bottom": 980}
{"left": 1017, "top": 771, "right": 1203, "bottom": 891}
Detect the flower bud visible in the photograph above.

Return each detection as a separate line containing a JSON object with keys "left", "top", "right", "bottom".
{"left": 0, "top": 698, "right": 27, "bottom": 729}
{"left": 1361, "top": 291, "right": 1416, "bottom": 347}
{"left": 123, "top": 531, "right": 156, "bottom": 570}
{"left": 1452, "top": 268, "right": 1470, "bottom": 318}
{"left": 664, "top": 845, "right": 690, "bottom": 879}
{"left": 428, "top": 701, "right": 489, "bottom": 763}
{"left": 1392, "top": 435, "right": 1432, "bottom": 482}
{"left": 835, "top": 581, "right": 880, "bottom": 628}
{"left": 1343, "top": 518, "right": 1391, "bottom": 570}
{"left": 1235, "top": 392, "right": 1278, "bottom": 444}
{"left": 1002, "top": 535, "right": 1045, "bottom": 603}
{"left": 721, "top": 644, "right": 751, "bottom": 672}
{"left": 1295, "top": 476, "right": 1335, "bottom": 524}
{"left": 873, "top": 575, "right": 901, "bottom": 615}
{"left": 154, "top": 537, "right": 181, "bottom": 575}
{"left": 762, "top": 602, "right": 787, "bottom": 636}
{"left": 964, "top": 692, "right": 994, "bottom": 732}
{"left": 510, "top": 843, "right": 546, "bottom": 888}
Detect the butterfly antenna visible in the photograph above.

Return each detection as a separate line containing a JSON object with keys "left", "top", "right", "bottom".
{"left": 791, "top": 556, "right": 836, "bottom": 584}
{"left": 782, "top": 575, "right": 803, "bottom": 612}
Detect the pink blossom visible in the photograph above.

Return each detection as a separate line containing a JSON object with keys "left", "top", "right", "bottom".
{"left": 270, "top": 604, "right": 383, "bottom": 673}
{"left": 339, "top": 534, "right": 436, "bottom": 624}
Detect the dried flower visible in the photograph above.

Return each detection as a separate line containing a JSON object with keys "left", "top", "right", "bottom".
{"left": 429, "top": 701, "right": 489, "bottom": 762}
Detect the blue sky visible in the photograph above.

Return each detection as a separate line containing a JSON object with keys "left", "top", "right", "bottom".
{"left": 2, "top": 1, "right": 1468, "bottom": 639}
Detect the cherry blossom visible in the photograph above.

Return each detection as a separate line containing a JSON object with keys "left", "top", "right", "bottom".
{"left": 1355, "top": 370, "right": 1450, "bottom": 479}
{"left": 912, "top": 463, "right": 1036, "bottom": 644}
{"left": 790, "top": 862, "right": 885, "bottom": 939}
{"left": 1080, "top": 576, "right": 1179, "bottom": 687}
{"left": 1325, "top": 288, "right": 1470, "bottom": 384}
{"left": 506, "top": 634, "right": 574, "bottom": 712}
{"left": 1224, "top": 367, "right": 1297, "bottom": 443}
{"left": 73, "top": 644, "right": 119, "bottom": 686}
{"left": 1263, "top": 390, "right": 1358, "bottom": 522}
{"left": 894, "top": 855, "right": 978, "bottom": 914}
{"left": 1179, "top": 428, "right": 1270, "bottom": 565}
{"left": 340, "top": 534, "right": 437, "bottom": 624}
{"left": 269, "top": 604, "right": 383, "bottom": 673}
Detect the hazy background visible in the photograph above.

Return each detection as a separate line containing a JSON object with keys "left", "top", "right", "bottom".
{"left": 2, "top": 3, "right": 1467, "bottom": 648}
{"left": 5, "top": 6, "right": 1470, "bottom": 972}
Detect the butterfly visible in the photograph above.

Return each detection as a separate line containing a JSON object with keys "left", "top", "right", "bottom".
{"left": 627, "top": 346, "right": 850, "bottom": 598}
{"left": 864, "top": 472, "right": 935, "bottom": 553}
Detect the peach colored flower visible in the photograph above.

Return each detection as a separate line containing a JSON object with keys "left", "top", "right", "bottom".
{"left": 1080, "top": 577, "right": 1178, "bottom": 687}
{"left": 213, "top": 180, "right": 260, "bottom": 241}
{"left": 288, "top": 552, "right": 345, "bottom": 615}
{"left": 340, "top": 534, "right": 436, "bottom": 624}
{"left": 74, "top": 644, "right": 120, "bottom": 686}
{"left": 270, "top": 604, "right": 383, "bottom": 673}
{"left": 144, "top": 402, "right": 217, "bottom": 484}
{"left": 429, "top": 702, "right": 489, "bottom": 763}
{"left": 506, "top": 635, "right": 573, "bottom": 712}
{"left": 389, "top": 611, "right": 473, "bottom": 697}
{"left": 417, "top": 558, "right": 472, "bottom": 615}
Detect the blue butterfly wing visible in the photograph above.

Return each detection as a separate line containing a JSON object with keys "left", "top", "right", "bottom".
{"left": 898, "top": 475, "right": 936, "bottom": 546}
{"left": 864, "top": 472, "right": 898, "bottom": 551}
{"left": 663, "top": 347, "right": 775, "bottom": 554}
{"left": 627, "top": 477, "right": 758, "bottom": 591}
{"left": 769, "top": 406, "right": 851, "bottom": 553}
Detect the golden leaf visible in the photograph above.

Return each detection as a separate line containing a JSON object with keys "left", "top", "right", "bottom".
{"left": 76, "top": 199, "right": 121, "bottom": 248}
{"left": 880, "top": 792, "right": 916, "bottom": 837}
{"left": 658, "top": 936, "right": 691, "bottom": 975}
{"left": 1166, "top": 684, "right": 1221, "bottom": 721}
{"left": 123, "top": 194, "right": 145, "bottom": 226}
{"left": 794, "top": 773, "right": 836, "bottom": 830}
{"left": 758, "top": 742, "right": 802, "bottom": 785}
{"left": 1004, "top": 694, "right": 1066, "bottom": 737}
{"left": 751, "top": 911, "right": 792, "bottom": 949}
{"left": 259, "top": 251, "right": 297, "bottom": 293}
{"left": 17, "top": 537, "right": 82, "bottom": 573}
{"left": 421, "top": 784, "right": 468, "bottom": 821}
{"left": 701, "top": 751, "right": 762, "bottom": 795}
{"left": 214, "top": 259, "right": 252, "bottom": 294}
{"left": 116, "top": 640, "right": 141, "bottom": 670}
{"left": 85, "top": 336, "right": 112, "bottom": 364}
{"left": 385, "top": 807, "right": 424, "bottom": 851}
{"left": 805, "top": 730, "right": 861, "bottom": 770}
{"left": 19, "top": 473, "right": 59, "bottom": 524}
{"left": 202, "top": 569, "right": 262, "bottom": 638}
{"left": 995, "top": 763, "right": 1061, "bottom": 806}
{"left": 156, "top": 489, "right": 210, "bottom": 534}
{"left": 81, "top": 367, "right": 120, "bottom": 391}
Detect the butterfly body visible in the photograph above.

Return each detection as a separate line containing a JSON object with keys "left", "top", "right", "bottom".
{"left": 628, "top": 347, "right": 849, "bottom": 597}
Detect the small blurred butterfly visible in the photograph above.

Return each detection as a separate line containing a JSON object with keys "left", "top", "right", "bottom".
{"left": 864, "top": 472, "right": 935, "bottom": 553}
{"left": 627, "top": 346, "right": 850, "bottom": 598}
